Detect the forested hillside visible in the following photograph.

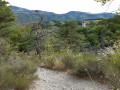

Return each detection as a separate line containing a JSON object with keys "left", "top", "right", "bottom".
{"left": 12, "top": 6, "right": 115, "bottom": 23}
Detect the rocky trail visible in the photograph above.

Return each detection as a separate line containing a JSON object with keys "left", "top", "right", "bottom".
{"left": 29, "top": 67, "right": 110, "bottom": 90}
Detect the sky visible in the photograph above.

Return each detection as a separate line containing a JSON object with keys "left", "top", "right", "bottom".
{"left": 6, "top": 0, "right": 120, "bottom": 14}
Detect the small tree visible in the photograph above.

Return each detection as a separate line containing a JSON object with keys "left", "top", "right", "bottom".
{"left": 59, "top": 20, "right": 78, "bottom": 49}
{"left": 31, "top": 10, "right": 58, "bottom": 58}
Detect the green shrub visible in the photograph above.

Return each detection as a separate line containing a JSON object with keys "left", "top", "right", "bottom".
{"left": 56, "top": 49, "right": 75, "bottom": 69}
{"left": 13, "top": 76, "right": 30, "bottom": 90}
{"left": 44, "top": 56, "right": 55, "bottom": 68}
{"left": 0, "top": 63, "right": 13, "bottom": 90}
{"left": 41, "top": 49, "right": 76, "bottom": 69}
{"left": 61, "top": 54, "right": 75, "bottom": 69}
{"left": 101, "top": 53, "right": 120, "bottom": 89}
{"left": 40, "top": 46, "right": 120, "bottom": 89}
{"left": 73, "top": 52, "right": 102, "bottom": 76}
{"left": 0, "top": 38, "right": 10, "bottom": 55}
{"left": 9, "top": 60, "right": 37, "bottom": 76}
{"left": 0, "top": 38, "right": 38, "bottom": 90}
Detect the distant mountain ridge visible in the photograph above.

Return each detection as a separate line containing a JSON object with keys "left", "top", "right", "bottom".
{"left": 12, "top": 6, "right": 116, "bottom": 23}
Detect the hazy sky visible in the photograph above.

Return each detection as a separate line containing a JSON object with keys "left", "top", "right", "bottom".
{"left": 6, "top": 0, "right": 120, "bottom": 14}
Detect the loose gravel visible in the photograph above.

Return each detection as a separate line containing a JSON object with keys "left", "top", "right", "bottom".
{"left": 29, "top": 67, "right": 110, "bottom": 90}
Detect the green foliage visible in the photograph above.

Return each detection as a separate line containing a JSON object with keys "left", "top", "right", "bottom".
{"left": 101, "top": 53, "right": 120, "bottom": 89}
{"left": 40, "top": 49, "right": 74, "bottom": 69}
{"left": 96, "top": 16, "right": 120, "bottom": 47}
{"left": 9, "top": 24, "right": 36, "bottom": 52}
{"left": 59, "top": 20, "right": 78, "bottom": 38}
{"left": 1, "top": 3, "right": 119, "bottom": 89}
{"left": 114, "top": 40, "right": 120, "bottom": 55}
{"left": 59, "top": 49, "right": 75, "bottom": 69}
{"left": 0, "top": 38, "right": 10, "bottom": 55}
{"left": 73, "top": 52, "right": 100, "bottom": 76}
{"left": 40, "top": 45, "right": 120, "bottom": 89}
{"left": 61, "top": 54, "right": 75, "bottom": 69}
{"left": 0, "top": 38, "right": 38, "bottom": 90}
{"left": 40, "top": 49, "right": 101, "bottom": 76}
{"left": 58, "top": 20, "right": 80, "bottom": 49}
{"left": 75, "top": 15, "right": 120, "bottom": 48}
{"left": 76, "top": 20, "right": 82, "bottom": 25}
{"left": 13, "top": 76, "right": 30, "bottom": 90}
{"left": 53, "top": 20, "right": 62, "bottom": 27}
{"left": 0, "top": 0, "right": 15, "bottom": 37}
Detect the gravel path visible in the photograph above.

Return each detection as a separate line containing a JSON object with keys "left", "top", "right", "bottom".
{"left": 29, "top": 67, "right": 110, "bottom": 90}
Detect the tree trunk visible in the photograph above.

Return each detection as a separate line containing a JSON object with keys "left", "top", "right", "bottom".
{"left": 100, "top": 34, "right": 105, "bottom": 48}
{"left": 35, "top": 31, "right": 41, "bottom": 58}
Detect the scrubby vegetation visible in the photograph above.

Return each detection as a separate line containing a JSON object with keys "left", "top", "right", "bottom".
{"left": 37, "top": 17, "right": 120, "bottom": 89}
{"left": 0, "top": 1, "right": 38, "bottom": 89}
{"left": 39, "top": 46, "right": 120, "bottom": 90}
{"left": 0, "top": 38, "right": 38, "bottom": 90}
{"left": 1, "top": 0, "right": 120, "bottom": 90}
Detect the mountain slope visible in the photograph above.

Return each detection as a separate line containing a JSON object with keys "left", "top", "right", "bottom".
{"left": 12, "top": 6, "right": 115, "bottom": 23}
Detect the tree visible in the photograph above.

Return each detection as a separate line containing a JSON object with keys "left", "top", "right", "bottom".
{"left": 53, "top": 20, "right": 62, "bottom": 27}
{"left": 58, "top": 20, "right": 78, "bottom": 49}
{"left": 95, "top": 0, "right": 111, "bottom": 4}
{"left": 31, "top": 10, "right": 58, "bottom": 57}
{"left": 0, "top": 0, "right": 15, "bottom": 36}
{"left": 9, "top": 25, "right": 36, "bottom": 52}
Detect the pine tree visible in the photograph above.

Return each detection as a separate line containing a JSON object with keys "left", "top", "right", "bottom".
{"left": 0, "top": 0, "right": 15, "bottom": 36}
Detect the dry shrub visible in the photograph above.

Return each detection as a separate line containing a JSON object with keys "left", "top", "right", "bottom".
{"left": 0, "top": 38, "right": 38, "bottom": 90}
